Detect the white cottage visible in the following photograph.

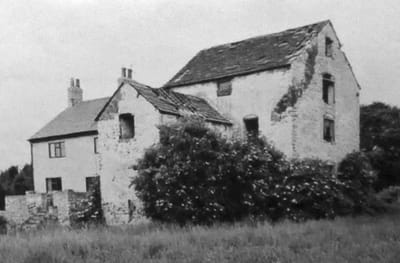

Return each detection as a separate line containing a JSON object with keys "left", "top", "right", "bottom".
{"left": 29, "top": 20, "right": 360, "bottom": 224}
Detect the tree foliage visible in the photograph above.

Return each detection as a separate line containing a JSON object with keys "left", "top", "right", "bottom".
{"left": 361, "top": 102, "right": 400, "bottom": 189}
{"left": 0, "top": 164, "right": 34, "bottom": 210}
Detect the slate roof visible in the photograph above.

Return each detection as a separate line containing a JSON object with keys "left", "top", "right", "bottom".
{"left": 124, "top": 80, "right": 231, "bottom": 124}
{"left": 164, "top": 20, "right": 330, "bottom": 88}
{"left": 29, "top": 97, "right": 109, "bottom": 141}
{"left": 30, "top": 81, "right": 230, "bottom": 142}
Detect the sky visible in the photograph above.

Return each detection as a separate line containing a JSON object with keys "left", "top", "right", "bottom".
{"left": 0, "top": 0, "right": 399, "bottom": 170}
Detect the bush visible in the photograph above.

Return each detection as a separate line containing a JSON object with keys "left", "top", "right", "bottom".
{"left": 338, "top": 151, "right": 378, "bottom": 213}
{"left": 376, "top": 186, "right": 400, "bottom": 204}
{"left": 265, "top": 159, "right": 351, "bottom": 221}
{"left": 70, "top": 178, "right": 103, "bottom": 226}
{"left": 134, "top": 119, "right": 386, "bottom": 224}
{"left": 134, "top": 118, "right": 287, "bottom": 224}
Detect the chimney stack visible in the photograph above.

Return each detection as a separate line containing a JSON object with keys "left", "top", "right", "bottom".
{"left": 118, "top": 67, "right": 133, "bottom": 85}
{"left": 68, "top": 77, "right": 83, "bottom": 107}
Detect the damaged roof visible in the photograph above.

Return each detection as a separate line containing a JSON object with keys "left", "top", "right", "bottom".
{"left": 133, "top": 82, "right": 231, "bottom": 124}
{"left": 29, "top": 97, "right": 109, "bottom": 142}
{"left": 164, "top": 20, "right": 330, "bottom": 88}
{"left": 97, "top": 80, "right": 231, "bottom": 125}
{"left": 30, "top": 80, "right": 230, "bottom": 142}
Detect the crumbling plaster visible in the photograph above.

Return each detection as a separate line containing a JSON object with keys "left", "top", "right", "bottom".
{"left": 170, "top": 68, "right": 294, "bottom": 157}
{"left": 290, "top": 24, "right": 360, "bottom": 162}
{"left": 170, "top": 23, "right": 359, "bottom": 163}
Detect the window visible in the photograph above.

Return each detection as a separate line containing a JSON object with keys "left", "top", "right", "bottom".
{"left": 46, "top": 177, "right": 62, "bottom": 192}
{"left": 325, "top": 37, "right": 333, "bottom": 57}
{"left": 323, "top": 118, "right": 335, "bottom": 142}
{"left": 48, "top": 141, "right": 65, "bottom": 158}
{"left": 322, "top": 74, "right": 335, "bottom": 104}
{"left": 86, "top": 176, "right": 100, "bottom": 192}
{"left": 119, "top": 113, "right": 135, "bottom": 139}
{"left": 94, "top": 137, "right": 99, "bottom": 154}
{"left": 244, "top": 115, "right": 259, "bottom": 137}
{"left": 217, "top": 80, "right": 232, "bottom": 96}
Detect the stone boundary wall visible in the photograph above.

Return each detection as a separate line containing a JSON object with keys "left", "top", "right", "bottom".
{"left": 0, "top": 195, "right": 29, "bottom": 225}
{"left": 0, "top": 190, "right": 90, "bottom": 230}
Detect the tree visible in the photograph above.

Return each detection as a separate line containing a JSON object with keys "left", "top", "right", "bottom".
{"left": 0, "top": 164, "right": 33, "bottom": 196}
{"left": 361, "top": 102, "right": 400, "bottom": 189}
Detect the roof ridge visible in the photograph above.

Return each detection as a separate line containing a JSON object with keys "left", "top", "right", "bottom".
{"left": 201, "top": 20, "right": 330, "bottom": 52}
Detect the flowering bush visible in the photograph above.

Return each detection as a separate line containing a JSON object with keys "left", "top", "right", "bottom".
{"left": 134, "top": 119, "right": 383, "bottom": 224}
{"left": 134, "top": 118, "right": 287, "bottom": 224}
{"left": 265, "top": 159, "right": 352, "bottom": 221}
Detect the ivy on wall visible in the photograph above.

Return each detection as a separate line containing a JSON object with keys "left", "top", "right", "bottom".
{"left": 273, "top": 44, "right": 318, "bottom": 117}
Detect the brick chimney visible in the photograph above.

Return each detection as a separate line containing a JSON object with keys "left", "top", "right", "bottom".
{"left": 68, "top": 78, "right": 83, "bottom": 107}
{"left": 118, "top": 67, "right": 133, "bottom": 85}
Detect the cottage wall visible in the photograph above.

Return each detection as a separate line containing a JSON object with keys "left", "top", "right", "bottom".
{"left": 290, "top": 24, "right": 360, "bottom": 163}
{"left": 170, "top": 69, "right": 294, "bottom": 157}
{"left": 32, "top": 135, "right": 100, "bottom": 193}
{"left": 97, "top": 83, "right": 161, "bottom": 224}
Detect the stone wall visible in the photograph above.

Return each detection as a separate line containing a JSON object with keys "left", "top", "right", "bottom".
{"left": 0, "top": 195, "right": 29, "bottom": 225}
{"left": 97, "top": 82, "right": 161, "bottom": 224}
{"left": 0, "top": 190, "right": 90, "bottom": 230}
{"left": 290, "top": 23, "right": 360, "bottom": 163}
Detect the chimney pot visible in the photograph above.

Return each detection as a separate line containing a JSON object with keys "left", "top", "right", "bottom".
{"left": 70, "top": 78, "right": 75, "bottom": 88}
{"left": 122, "top": 67, "right": 127, "bottom": 78}
{"left": 127, "top": 68, "right": 132, "bottom": 79}
{"left": 75, "top": 78, "right": 80, "bottom": 88}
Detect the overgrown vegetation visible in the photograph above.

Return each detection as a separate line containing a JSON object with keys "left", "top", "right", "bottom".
{"left": 274, "top": 44, "right": 318, "bottom": 115}
{"left": 70, "top": 179, "right": 104, "bottom": 226}
{"left": 1, "top": 209, "right": 400, "bottom": 263}
{"left": 134, "top": 119, "right": 382, "bottom": 224}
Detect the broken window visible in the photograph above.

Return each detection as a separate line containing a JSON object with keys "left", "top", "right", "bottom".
{"left": 94, "top": 137, "right": 99, "bottom": 154}
{"left": 46, "top": 177, "right": 62, "bottom": 192}
{"left": 48, "top": 141, "right": 66, "bottom": 158}
{"left": 217, "top": 79, "right": 232, "bottom": 96}
{"left": 325, "top": 37, "right": 333, "bottom": 57}
{"left": 86, "top": 176, "right": 100, "bottom": 193}
{"left": 244, "top": 115, "right": 259, "bottom": 137}
{"left": 322, "top": 74, "right": 335, "bottom": 104}
{"left": 323, "top": 118, "right": 335, "bottom": 142}
{"left": 119, "top": 113, "right": 135, "bottom": 140}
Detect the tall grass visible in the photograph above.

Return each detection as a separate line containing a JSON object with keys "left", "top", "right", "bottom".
{"left": 1, "top": 208, "right": 400, "bottom": 263}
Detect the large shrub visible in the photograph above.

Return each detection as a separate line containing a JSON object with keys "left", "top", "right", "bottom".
{"left": 265, "top": 159, "right": 351, "bottom": 221}
{"left": 337, "top": 151, "right": 379, "bottom": 213}
{"left": 134, "top": 118, "right": 287, "bottom": 224}
{"left": 134, "top": 119, "right": 385, "bottom": 224}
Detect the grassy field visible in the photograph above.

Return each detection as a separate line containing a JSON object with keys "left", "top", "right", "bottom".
{"left": 1, "top": 208, "right": 400, "bottom": 263}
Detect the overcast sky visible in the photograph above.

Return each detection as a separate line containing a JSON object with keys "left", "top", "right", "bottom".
{"left": 0, "top": 0, "right": 399, "bottom": 170}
